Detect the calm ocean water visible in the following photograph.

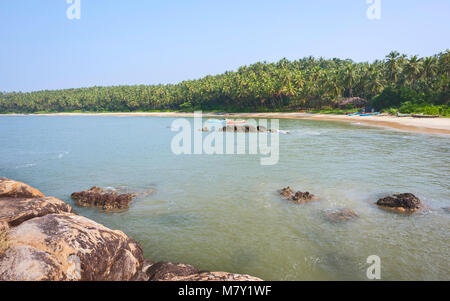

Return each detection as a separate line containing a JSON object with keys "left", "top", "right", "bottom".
{"left": 0, "top": 115, "right": 449, "bottom": 280}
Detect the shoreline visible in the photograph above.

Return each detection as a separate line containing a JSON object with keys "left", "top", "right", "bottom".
{"left": 3, "top": 112, "right": 450, "bottom": 135}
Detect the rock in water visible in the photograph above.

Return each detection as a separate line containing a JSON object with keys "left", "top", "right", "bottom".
{"left": 323, "top": 208, "right": 359, "bottom": 222}
{"left": 146, "top": 262, "right": 199, "bottom": 281}
{"left": 71, "top": 186, "right": 135, "bottom": 210}
{"left": 376, "top": 193, "right": 422, "bottom": 213}
{"left": 146, "top": 261, "right": 262, "bottom": 281}
{"left": 279, "top": 187, "right": 316, "bottom": 204}
{"left": 280, "top": 186, "right": 294, "bottom": 198}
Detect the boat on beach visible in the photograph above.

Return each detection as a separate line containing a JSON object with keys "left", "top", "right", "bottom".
{"left": 412, "top": 114, "right": 440, "bottom": 118}
{"left": 397, "top": 113, "right": 412, "bottom": 117}
{"left": 359, "top": 112, "right": 381, "bottom": 116}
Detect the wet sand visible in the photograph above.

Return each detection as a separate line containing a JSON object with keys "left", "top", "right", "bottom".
{"left": 6, "top": 112, "right": 450, "bottom": 135}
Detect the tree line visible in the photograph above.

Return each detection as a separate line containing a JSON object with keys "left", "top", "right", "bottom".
{"left": 0, "top": 50, "right": 448, "bottom": 114}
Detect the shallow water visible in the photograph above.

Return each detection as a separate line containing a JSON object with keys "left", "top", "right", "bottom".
{"left": 0, "top": 115, "right": 449, "bottom": 280}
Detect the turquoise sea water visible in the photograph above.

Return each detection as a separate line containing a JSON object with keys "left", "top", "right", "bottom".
{"left": 0, "top": 115, "right": 449, "bottom": 280}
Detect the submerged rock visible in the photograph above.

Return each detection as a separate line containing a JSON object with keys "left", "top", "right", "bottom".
{"left": 376, "top": 193, "right": 422, "bottom": 213}
{"left": 71, "top": 186, "right": 136, "bottom": 210}
{"left": 279, "top": 187, "right": 316, "bottom": 204}
{"left": 323, "top": 208, "right": 359, "bottom": 222}
{"left": 167, "top": 271, "right": 262, "bottom": 281}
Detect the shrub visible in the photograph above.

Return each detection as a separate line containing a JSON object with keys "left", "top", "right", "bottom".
{"left": 371, "top": 86, "right": 424, "bottom": 111}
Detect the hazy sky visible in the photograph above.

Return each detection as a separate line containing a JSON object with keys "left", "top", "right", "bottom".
{"left": 1, "top": 0, "right": 449, "bottom": 92}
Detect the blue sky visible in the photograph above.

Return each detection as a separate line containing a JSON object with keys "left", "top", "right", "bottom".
{"left": 0, "top": 0, "right": 449, "bottom": 92}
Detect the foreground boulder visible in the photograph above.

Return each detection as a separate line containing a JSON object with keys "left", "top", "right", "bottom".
{"left": 279, "top": 187, "right": 316, "bottom": 204}
{"left": 323, "top": 208, "right": 359, "bottom": 223}
{"left": 1, "top": 214, "right": 143, "bottom": 281}
{"left": 0, "top": 196, "right": 75, "bottom": 227}
{"left": 71, "top": 186, "right": 135, "bottom": 210}
{"left": 376, "top": 193, "right": 422, "bottom": 213}
{"left": 146, "top": 262, "right": 262, "bottom": 281}
{"left": 0, "top": 179, "right": 262, "bottom": 281}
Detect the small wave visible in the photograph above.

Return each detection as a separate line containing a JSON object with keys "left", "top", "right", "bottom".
{"left": 57, "top": 151, "right": 70, "bottom": 159}
{"left": 15, "top": 163, "right": 36, "bottom": 169}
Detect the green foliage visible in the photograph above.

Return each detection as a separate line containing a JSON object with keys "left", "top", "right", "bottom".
{"left": 179, "top": 101, "right": 193, "bottom": 112}
{"left": 397, "top": 102, "right": 449, "bottom": 116}
{"left": 0, "top": 50, "right": 449, "bottom": 114}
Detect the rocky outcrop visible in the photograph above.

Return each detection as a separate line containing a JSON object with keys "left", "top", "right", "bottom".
{"left": 0, "top": 178, "right": 44, "bottom": 199}
{"left": 323, "top": 208, "right": 359, "bottom": 222}
{"left": 279, "top": 187, "right": 317, "bottom": 204}
{"left": 146, "top": 262, "right": 262, "bottom": 281}
{"left": 376, "top": 193, "right": 422, "bottom": 213}
{"left": 0, "top": 179, "right": 144, "bottom": 281}
{"left": 0, "top": 179, "right": 262, "bottom": 281}
{"left": 71, "top": 186, "right": 135, "bottom": 210}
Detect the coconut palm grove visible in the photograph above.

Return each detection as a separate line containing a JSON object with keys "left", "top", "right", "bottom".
{"left": 1, "top": 51, "right": 448, "bottom": 115}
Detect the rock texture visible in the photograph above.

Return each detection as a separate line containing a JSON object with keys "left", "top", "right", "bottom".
{"left": 0, "top": 178, "right": 44, "bottom": 199}
{"left": 376, "top": 193, "right": 422, "bottom": 213}
{"left": 323, "top": 208, "right": 359, "bottom": 222}
{"left": 280, "top": 187, "right": 316, "bottom": 204}
{"left": 0, "top": 196, "right": 75, "bottom": 227}
{"left": 0, "top": 179, "right": 263, "bottom": 281}
{"left": 71, "top": 186, "right": 135, "bottom": 210}
{"left": 146, "top": 261, "right": 262, "bottom": 281}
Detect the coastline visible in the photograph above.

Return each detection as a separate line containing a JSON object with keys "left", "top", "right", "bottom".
{"left": 3, "top": 112, "right": 450, "bottom": 135}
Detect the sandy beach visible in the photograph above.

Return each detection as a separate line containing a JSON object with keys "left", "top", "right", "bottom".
{"left": 6, "top": 112, "right": 450, "bottom": 135}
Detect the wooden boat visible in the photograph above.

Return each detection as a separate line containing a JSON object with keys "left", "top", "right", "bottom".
{"left": 359, "top": 112, "right": 380, "bottom": 116}
{"left": 412, "top": 114, "right": 440, "bottom": 118}
{"left": 397, "top": 113, "right": 412, "bottom": 117}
